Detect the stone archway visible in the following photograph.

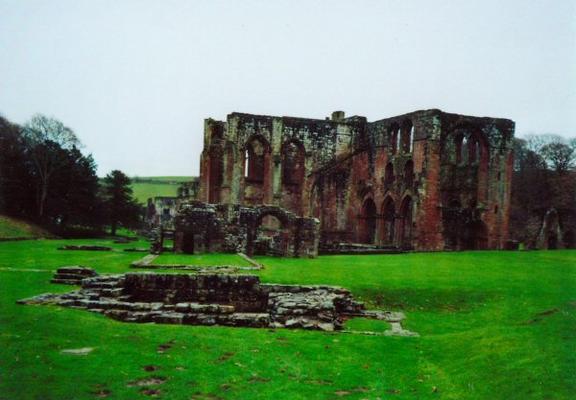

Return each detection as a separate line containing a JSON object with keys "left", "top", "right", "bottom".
{"left": 359, "top": 198, "right": 377, "bottom": 244}
{"left": 398, "top": 196, "right": 413, "bottom": 249}
{"left": 463, "top": 220, "right": 488, "bottom": 250}
{"left": 245, "top": 206, "right": 298, "bottom": 257}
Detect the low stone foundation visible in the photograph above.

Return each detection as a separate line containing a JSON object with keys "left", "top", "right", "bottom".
{"left": 58, "top": 245, "right": 112, "bottom": 251}
{"left": 51, "top": 266, "right": 98, "bottom": 285}
{"left": 18, "top": 272, "right": 416, "bottom": 334}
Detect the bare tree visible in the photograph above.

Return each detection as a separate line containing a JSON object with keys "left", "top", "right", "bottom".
{"left": 523, "top": 134, "right": 575, "bottom": 173}
{"left": 541, "top": 141, "right": 575, "bottom": 173}
{"left": 23, "top": 114, "right": 80, "bottom": 219}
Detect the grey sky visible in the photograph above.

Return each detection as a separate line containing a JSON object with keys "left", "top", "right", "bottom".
{"left": 1, "top": 0, "right": 575, "bottom": 176}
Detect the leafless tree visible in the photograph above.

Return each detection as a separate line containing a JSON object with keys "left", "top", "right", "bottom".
{"left": 23, "top": 114, "right": 81, "bottom": 218}
{"left": 524, "top": 134, "right": 575, "bottom": 173}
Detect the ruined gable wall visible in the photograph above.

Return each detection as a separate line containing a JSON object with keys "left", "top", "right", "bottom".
{"left": 438, "top": 112, "right": 515, "bottom": 249}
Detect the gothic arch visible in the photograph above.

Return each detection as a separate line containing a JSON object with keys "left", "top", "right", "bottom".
{"left": 400, "top": 119, "right": 413, "bottom": 153}
{"left": 398, "top": 195, "right": 413, "bottom": 249}
{"left": 359, "top": 198, "right": 377, "bottom": 244}
{"left": 243, "top": 135, "right": 271, "bottom": 183}
{"left": 381, "top": 196, "right": 396, "bottom": 245}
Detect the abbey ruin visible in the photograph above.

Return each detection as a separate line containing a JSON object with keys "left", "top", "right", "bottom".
{"left": 173, "top": 109, "right": 515, "bottom": 256}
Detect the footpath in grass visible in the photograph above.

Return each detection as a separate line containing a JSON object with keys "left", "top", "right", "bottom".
{"left": 152, "top": 253, "right": 252, "bottom": 267}
{"left": 1, "top": 240, "right": 575, "bottom": 399}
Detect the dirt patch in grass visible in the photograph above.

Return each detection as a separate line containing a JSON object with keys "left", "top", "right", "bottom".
{"left": 157, "top": 339, "right": 175, "bottom": 353}
{"left": 304, "top": 378, "right": 333, "bottom": 385}
{"left": 522, "top": 307, "right": 561, "bottom": 325}
{"left": 248, "top": 375, "right": 271, "bottom": 383}
{"left": 143, "top": 365, "right": 160, "bottom": 372}
{"left": 127, "top": 376, "right": 167, "bottom": 387}
{"left": 220, "top": 383, "right": 233, "bottom": 391}
{"left": 215, "top": 351, "right": 235, "bottom": 363}
{"left": 334, "top": 387, "right": 370, "bottom": 397}
{"left": 190, "top": 393, "right": 223, "bottom": 400}
{"left": 90, "top": 385, "right": 111, "bottom": 398}
{"left": 140, "top": 388, "right": 162, "bottom": 397}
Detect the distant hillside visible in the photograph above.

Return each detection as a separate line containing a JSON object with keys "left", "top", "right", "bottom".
{"left": 0, "top": 215, "right": 54, "bottom": 240}
{"left": 130, "top": 176, "right": 195, "bottom": 204}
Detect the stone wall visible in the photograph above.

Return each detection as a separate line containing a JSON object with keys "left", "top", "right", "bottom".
{"left": 171, "top": 201, "right": 320, "bottom": 257}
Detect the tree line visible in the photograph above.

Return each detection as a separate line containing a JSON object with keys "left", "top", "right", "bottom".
{"left": 0, "top": 114, "right": 141, "bottom": 236}
{"left": 511, "top": 134, "right": 576, "bottom": 247}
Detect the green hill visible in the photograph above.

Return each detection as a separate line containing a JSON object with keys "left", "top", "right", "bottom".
{"left": 129, "top": 176, "right": 195, "bottom": 204}
{"left": 0, "top": 215, "right": 54, "bottom": 240}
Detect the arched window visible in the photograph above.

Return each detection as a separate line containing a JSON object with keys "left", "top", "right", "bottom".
{"left": 244, "top": 137, "right": 267, "bottom": 183}
{"left": 461, "top": 136, "right": 469, "bottom": 164}
{"left": 389, "top": 123, "right": 400, "bottom": 154}
{"left": 468, "top": 136, "right": 480, "bottom": 164}
{"left": 455, "top": 134, "right": 464, "bottom": 164}
{"left": 382, "top": 197, "right": 396, "bottom": 245}
{"left": 404, "top": 160, "right": 414, "bottom": 186}
{"left": 385, "top": 162, "right": 395, "bottom": 186}
{"left": 282, "top": 141, "right": 305, "bottom": 186}
{"left": 401, "top": 120, "right": 413, "bottom": 153}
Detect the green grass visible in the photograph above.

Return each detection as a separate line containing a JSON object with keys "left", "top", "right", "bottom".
{"left": 1, "top": 242, "right": 575, "bottom": 399}
{"left": 129, "top": 176, "right": 194, "bottom": 204}
{"left": 0, "top": 215, "right": 53, "bottom": 240}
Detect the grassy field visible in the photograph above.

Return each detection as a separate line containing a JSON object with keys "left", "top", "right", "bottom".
{"left": 0, "top": 215, "right": 54, "bottom": 240}
{"left": 129, "top": 177, "right": 194, "bottom": 204}
{"left": 1, "top": 240, "right": 575, "bottom": 399}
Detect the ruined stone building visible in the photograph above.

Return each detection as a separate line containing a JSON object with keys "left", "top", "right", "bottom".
{"left": 187, "top": 109, "right": 514, "bottom": 254}
{"left": 144, "top": 179, "right": 199, "bottom": 231}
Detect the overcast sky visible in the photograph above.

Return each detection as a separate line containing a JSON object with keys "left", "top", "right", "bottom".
{"left": 1, "top": 0, "right": 575, "bottom": 176}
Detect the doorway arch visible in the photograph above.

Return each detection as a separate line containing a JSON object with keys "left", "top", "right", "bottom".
{"left": 360, "top": 198, "right": 377, "bottom": 244}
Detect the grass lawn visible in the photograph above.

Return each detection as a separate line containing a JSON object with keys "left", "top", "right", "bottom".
{"left": 1, "top": 240, "right": 575, "bottom": 399}
{"left": 0, "top": 215, "right": 53, "bottom": 240}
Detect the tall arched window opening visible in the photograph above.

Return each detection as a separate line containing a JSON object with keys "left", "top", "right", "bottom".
{"left": 244, "top": 138, "right": 267, "bottom": 183}
{"left": 468, "top": 136, "right": 480, "bottom": 164}
{"left": 401, "top": 120, "right": 413, "bottom": 153}
{"left": 455, "top": 134, "right": 464, "bottom": 164}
